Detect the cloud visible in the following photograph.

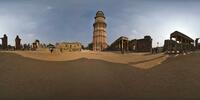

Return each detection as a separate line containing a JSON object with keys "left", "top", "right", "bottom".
{"left": 47, "top": 6, "right": 53, "bottom": 10}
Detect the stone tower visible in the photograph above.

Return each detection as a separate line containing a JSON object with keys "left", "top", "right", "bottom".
{"left": 1, "top": 34, "right": 8, "bottom": 50}
{"left": 92, "top": 11, "right": 108, "bottom": 51}
{"left": 15, "top": 35, "right": 21, "bottom": 50}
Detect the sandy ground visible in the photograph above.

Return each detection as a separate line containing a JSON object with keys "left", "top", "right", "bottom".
{"left": 5, "top": 50, "right": 169, "bottom": 69}
{"left": 0, "top": 51, "right": 200, "bottom": 100}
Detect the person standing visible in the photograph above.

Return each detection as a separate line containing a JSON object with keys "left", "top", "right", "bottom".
{"left": 60, "top": 48, "right": 63, "bottom": 53}
{"left": 50, "top": 48, "right": 53, "bottom": 54}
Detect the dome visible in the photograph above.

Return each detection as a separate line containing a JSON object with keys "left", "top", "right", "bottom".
{"left": 16, "top": 35, "right": 20, "bottom": 39}
{"left": 3, "top": 34, "right": 7, "bottom": 37}
{"left": 95, "top": 11, "right": 105, "bottom": 19}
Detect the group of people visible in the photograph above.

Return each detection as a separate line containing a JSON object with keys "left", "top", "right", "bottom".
{"left": 152, "top": 47, "right": 159, "bottom": 54}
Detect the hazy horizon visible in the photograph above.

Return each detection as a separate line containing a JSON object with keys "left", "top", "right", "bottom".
{"left": 0, "top": 0, "right": 200, "bottom": 47}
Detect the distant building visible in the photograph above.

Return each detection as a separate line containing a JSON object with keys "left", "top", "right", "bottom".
{"left": 195, "top": 38, "right": 200, "bottom": 49}
{"left": 32, "top": 40, "right": 40, "bottom": 50}
{"left": 32, "top": 42, "right": 37, "bottom": 50}
{"left": 92, "top": 11, "right": 108, "bottom": 51}
{"left": 109, "top": 36, "right": 129, "bottom": 52}
{"left": 109, "top": 35, "right": 152, "bottom": 52}
{"left": 23, "top": 43, "right": 31, "bottom": 50}
{"left": 31, "top": 40, "right": 47, "bottom": 50}
{"left": 163, "top": 31, "right": 194, "bottom": 53}
{"left": 1, "top": 34, "right": 8, "bottom": 50}
{"left": 35, "top": 40, "right": 40, "bottom": 48}
{"left": 129, "top": 36, "right": 152, "bottom": 52}
{"left": 163, "top": 39, "right": 179, "bottom": 52}
{"left": 56, "top": 42, "right": 82, "bottom": 52}
{"left": 15, "top": 35, "right": 21, "bottom": 50}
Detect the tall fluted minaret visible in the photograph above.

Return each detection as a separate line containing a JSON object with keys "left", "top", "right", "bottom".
{"left": 92, "top": 11, "right": 108, "bottom": 51}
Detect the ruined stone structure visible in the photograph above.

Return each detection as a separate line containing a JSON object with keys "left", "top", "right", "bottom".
{"left": 163, "top": 40, "right": 179, "bottom": 52}
{"left": 109, "top": 36, "right": 152, "bottom": 52}
{"left": 56, "top": 42, "right": 82, "bottom": 52}
{"left": 195, "top": 38, "right": 200, "bottom": 49}
{"left": 109, "top": 36, "right": 129, "bottom": 52}
{"left": 32, "top": 42, "right": 37, "bottom": 50}
{"left": 129, "top": 36, "right": 152, "bottom": 52}
{"left": 35, "top": 40, "right": 40, "bottom": 48}
{"left": 15, "top": 35, "right": 21, "bottom": 50}
{"left": 1, "top": 34, "right": 8, "bottom": 50}
{"left": 31, "top": 40, "right": 46, "bottom": 50}
{"left": 92, "top": 11, "right": 108, "bottom": 51}
{"left": 23, "top": 43, "right": 31, "bottom": 50}
{"left": 163, "top": 31, "right": 194, "bottom": 53}
{"left": 32, "top": 40, "right": 40, "bottom": 49}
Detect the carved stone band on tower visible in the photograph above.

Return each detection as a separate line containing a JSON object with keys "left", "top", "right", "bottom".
{"left": 92, "top": 11, "right": 108, "bottom": 51}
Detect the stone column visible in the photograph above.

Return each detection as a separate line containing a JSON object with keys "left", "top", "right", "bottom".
{"left": 1, "top": 34, "right": 8, "bottom": 50}
{"left": 15, "top": 35, "right": 21, "bottom": 50}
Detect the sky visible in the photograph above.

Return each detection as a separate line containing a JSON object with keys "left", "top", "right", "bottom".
{"left": 0, "top": 0, "right": 200, "bottom": 47}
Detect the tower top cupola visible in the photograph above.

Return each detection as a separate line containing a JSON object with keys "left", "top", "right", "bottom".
{"left": 95, "top": 11, "right": 105, "bottom": 19}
